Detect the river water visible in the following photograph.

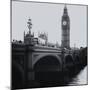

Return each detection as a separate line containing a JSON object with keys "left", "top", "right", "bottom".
{"left": 68, "top": 66, "right": 88, "bottom": 85}
{"left": 24, "top": 66, "right": 88, "bottom": 89}
{"left": 35, "top": 65, "right": 88, "bottom": 86}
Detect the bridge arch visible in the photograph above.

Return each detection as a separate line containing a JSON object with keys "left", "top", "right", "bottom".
{"left": 12, "top": 61, "right": 24, "bottom": 89}
{"left": 33, "top": 55, "right": 62, "bottom": 81}
{"left": 74, "top": 55, "right": 80, "bottom": 65}
{"left": 33, "top": 54, "right": 62, "bottom": 71}
{"left": 64, "top": 55, "right": 74, "bottom": 68}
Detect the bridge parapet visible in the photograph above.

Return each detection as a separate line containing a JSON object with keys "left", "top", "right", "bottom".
{"left": 27, "top": 45, "right": 62, "bottom": 53}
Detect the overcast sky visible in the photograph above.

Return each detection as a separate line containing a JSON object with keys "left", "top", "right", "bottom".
{"left": 12, "top": 1, "right": 87, "bottom": 48}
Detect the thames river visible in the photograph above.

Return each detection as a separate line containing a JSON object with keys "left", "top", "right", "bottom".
{"left": 31, "top": 66, "right": 88, "bottom": 88}
{"left": 68, "top": 66, "right": 87, "bottom": 85}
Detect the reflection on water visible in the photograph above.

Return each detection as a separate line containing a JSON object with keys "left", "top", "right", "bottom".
{"left": 33, "top": 65, "right": 88, "bottom": 87}
{"left": 68, "top": 66, "right": 87, "bottom": 85}
{"left": 26, "top": 65, "right": 88, "bottom": 88}
{"left": 14, "top": 65, "right": 87, "bottom": 89}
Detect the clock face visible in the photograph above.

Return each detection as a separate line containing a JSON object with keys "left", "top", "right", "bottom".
{"left": 63, "top": 21, "right": 67, "bottom": 25}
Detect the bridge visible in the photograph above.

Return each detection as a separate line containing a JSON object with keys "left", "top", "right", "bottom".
{"left": 12, "top": 42, "right": 81, "bottom": 88}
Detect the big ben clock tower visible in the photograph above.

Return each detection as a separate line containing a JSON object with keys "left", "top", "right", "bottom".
{"left": 61, "top": 5, "right": 70, "bottom": 49}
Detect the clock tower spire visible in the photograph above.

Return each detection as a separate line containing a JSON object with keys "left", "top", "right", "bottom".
{"left": 61, "top": 5, "right": 70, "bottom": 49}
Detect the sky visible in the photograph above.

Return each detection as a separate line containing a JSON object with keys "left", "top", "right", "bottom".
{"left": 12, "top": 1, "right": 87, "bottom": 48}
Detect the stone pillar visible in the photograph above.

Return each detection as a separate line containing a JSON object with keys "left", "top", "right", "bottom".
{"left": 28, "top": 52, "right": 35, "bottom": 81}
{"left": 26, "top": 46, "right": 35, "bottom": 81}
{"left": 28, "top": 70, "right": 35, "bottom": 81}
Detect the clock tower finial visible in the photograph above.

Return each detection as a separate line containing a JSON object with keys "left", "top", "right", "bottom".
{"left": 64, "top": 4, "right": 68, "bottom": 15}
{"left": 61, "top": 5, "right": 70, "bottom": 49}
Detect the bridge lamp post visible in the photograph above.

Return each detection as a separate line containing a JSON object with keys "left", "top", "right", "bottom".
{"left": 27, "top": 18, "right": 32, "bottom": 34}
